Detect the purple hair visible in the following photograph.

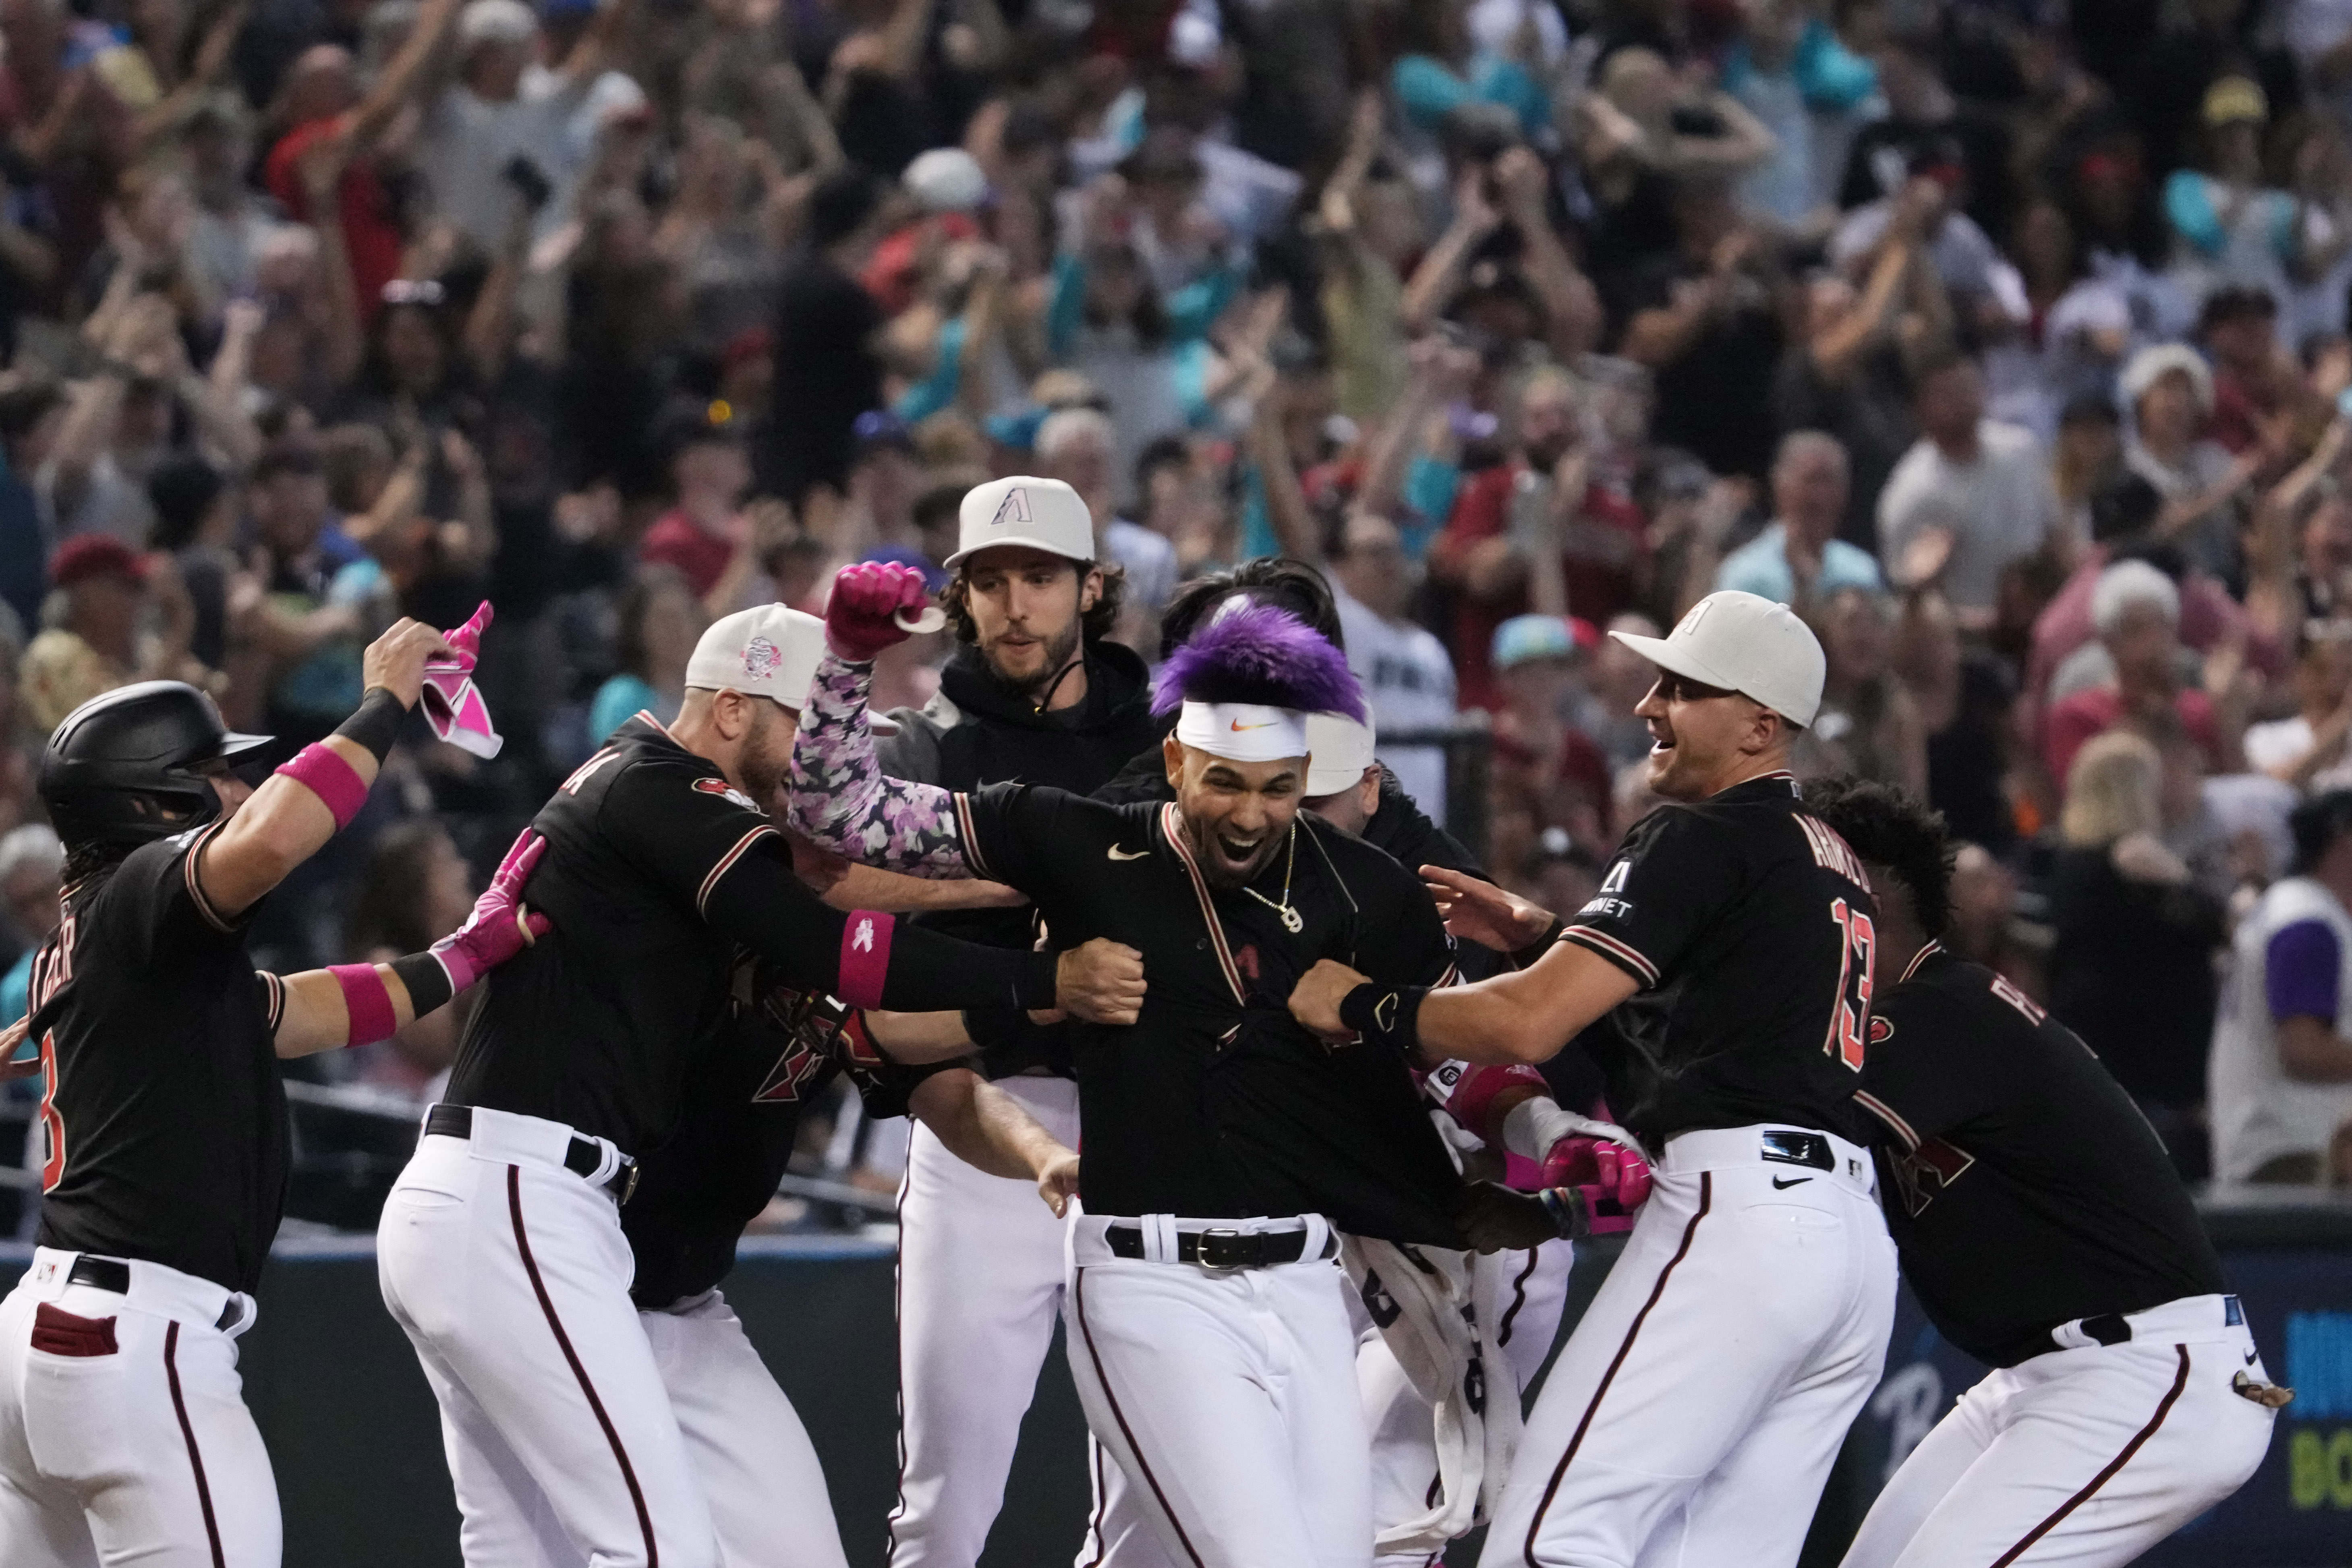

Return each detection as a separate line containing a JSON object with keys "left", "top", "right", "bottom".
{"left": 1152, "top": 601, "right": 1366, "bottom": 721}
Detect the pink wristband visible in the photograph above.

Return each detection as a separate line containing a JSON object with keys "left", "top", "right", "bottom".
{"left": 276, "top": 743, "right": 369, "bottom": 831}
{"left": 1443, "top": 1062, "right": 1550, "bottom": 1145}
{"left": 835, "top": 910, "right": 896, "bottom": 1009}
{"left": 329, "top": 963, "right": 399, "bottom": 1045}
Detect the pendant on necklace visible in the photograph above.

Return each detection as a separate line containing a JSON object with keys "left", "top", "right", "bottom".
{"left": 1279, "top": 905, "right": 1303, "bottom": 934}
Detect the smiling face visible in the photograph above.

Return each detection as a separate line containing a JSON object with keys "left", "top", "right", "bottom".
{"left": 1163, "top": 736, "right": 1307, "bottom": 887}
{"left": 1632, "top": 669, "right": 1782, "bottom": 801}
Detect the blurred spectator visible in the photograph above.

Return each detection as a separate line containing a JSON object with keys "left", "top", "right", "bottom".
{"left": 1896, "top": 587, "right": 2018, "bottom": 854}
{"left": 341, "top": 820, "right": 477, "bottom": 1102}
{"left": 589, "top": 567, "right": 704, "bottom": 744}
{"left": 0, "top": 824, "right": 60, "bottom": 1025}
{"left": 1770, "top": 259, "right": 1922, "bottom": 553}
{"left": 1714, "top": 431, "right": 1882, "bottom": 609}
{"left": 2245, "top": 620, "right": 2352, "bottom": 790}
{"left": 640, "top": 412, "right": 755, "bottom": 606}
{"left": 2120, "top": 343, "right": 2259, "bottom": 585}
{"left": 1791, "top": 586, "right": 1925, "bottom": 795}
{"left": 2162, "top": 77, "right": 2297, "bottom": 305}
{"left": 1488, "top": 613, "right": 1610, "bottom": 849}
{"left": 0, "top": 375, "right": 66, "bottom": 638}
{"left": 1329, "top": 512, "right": 1457, "bottom": 821}
{"left": 2049, "top": 729, "right": 2228, "bottom": 1177}
{"left": 1036, "top": 406, "right": 1178, "bottom": 646}
{"left": 2199, "top": 286, "right": 2292, "bottom": 455}
{"left": 2043, "top": 559, "right": 2225, "bottom": 785}
{"left": 2211, "top": 789, "right": 2352, "bottom": 1183}
{"left": 147, "top": 453, "right": 237, "bottom": 670}
{"left": 1839, "top": 27, "right": 2015, "bottom": 247}
{"left": 768, "top": 168, "right": 890, "bottom": 501}
{"left": 2051, "top": 394, "right": 2125, "bottom": 541}
{"left": 247, "top": 445, "right": 374, "bottom": 744}
{"left": 21, "top": 536, "right": 207, "bottom": 733}
{"left": 1878, "top": 351, "right": 2062, "bottom": 621}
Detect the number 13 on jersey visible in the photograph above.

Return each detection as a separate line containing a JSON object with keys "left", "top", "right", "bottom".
{"left": 1825, "top": 899, "right": 1875, "bottom": 1071}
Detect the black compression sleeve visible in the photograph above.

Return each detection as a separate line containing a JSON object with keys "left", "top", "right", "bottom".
{"left": 390, "top": 952, "right": 454, "bottom": 1017}
{"left": 334, "top": 687, "right": 408, "bottom": 764}
{"left": 702, "top": 849, "right": 1060, "bottom": 1012}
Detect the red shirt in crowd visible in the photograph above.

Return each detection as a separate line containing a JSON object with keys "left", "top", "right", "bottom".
{"left": 2025, "top": 545, "right": 2282, "bottom": 719}
{"left": 265, "top": 120, "right": 404, "bottom": 321}
{"left": 638, "top": 512, "right": 734, "bottom": 599}
{"left": 2042, "top": 686, "right": 2220, "bottom": 786}
{"left": 1433, "top": 464, "right": 1648, "bottom": 712}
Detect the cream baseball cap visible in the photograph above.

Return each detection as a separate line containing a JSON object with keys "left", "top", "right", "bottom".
{"left": 1608, "top": 590, "right": 1825, "bottom": 728}
{"left": 1305, "top": 712, "right": 1377, "bottom": 796}
{"left": 945, "top": 476, "right": 1095, "bottom": 570}
{"left": 686, "top": 604, "right": 826, "bottom": 710}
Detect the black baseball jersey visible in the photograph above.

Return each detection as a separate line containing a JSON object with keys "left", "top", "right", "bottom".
{"left": 1557, "top": 773, "right": 1877, "bottom": 1149}
{"left": 25, "top": 822, "right": 289, "bottom": 1294}
{"left": 957, "top": 783, "right": 1470, "bottom": 1244}
{"left": 1852, "top": 943, "right": 2226, "bottom": 1368}
{"left": 624, "top": 952, "right": 951, "bottom": 1311}
{"left": 447, "top": 714, "right": 1055, "bottom": 1155}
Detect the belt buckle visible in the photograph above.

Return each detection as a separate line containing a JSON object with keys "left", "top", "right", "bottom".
{"left": 1760, "top": 1131, "right": 1830, "bottom": 1170}
{"left": 1196, "top": 1228, "right": 1247, "bottom": 1271}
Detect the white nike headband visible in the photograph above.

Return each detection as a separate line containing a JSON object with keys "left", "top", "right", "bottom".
{"left": 1175, "top": 700, "right": 1309, "bottom": 763}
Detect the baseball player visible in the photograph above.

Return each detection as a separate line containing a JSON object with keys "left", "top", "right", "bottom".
{"left": 0, "top": 619, "right": 544, "bottom": 1568}
{"left": 1800, "top": 778, "right": 2282, "bottom": 1568}
{"left": 375, "top": 602, "right": 1140, "bottom": 1568}
{"left": 787, "top": 568, "right": 1544, "bottom": 1568}
{"left": 1291, "top": 590, "right": 1896, "bottom": 1568}
{"left": 498, "top": 948, "right": 1079, "bottom": 1568}
{"left": 871, "top": 476, "right": 1161, "bottom": 1568}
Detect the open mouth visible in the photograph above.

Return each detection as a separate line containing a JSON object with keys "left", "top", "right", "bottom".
{"left": 1214, "top": 832, "right": 1268, "bottom": 869}
{"left": 1647, "top": 725, "right": 1676, "bottom": 757}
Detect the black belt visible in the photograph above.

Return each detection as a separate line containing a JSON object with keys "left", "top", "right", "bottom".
{"left": 1759, "top": 1130, "right": 1836, "bottom": 1171}
{"left": 425, "top": 1103, "right": 638, "bottom": 1203}
{"left": 2033, "top": 1294, "right": 2244, "bottom": 1360}
{"left": 1102, "top": 1224, "right": 1335, "bottom": 1269}
{"left": 65, "top": 1256, "right": 243, "bottom": 1332}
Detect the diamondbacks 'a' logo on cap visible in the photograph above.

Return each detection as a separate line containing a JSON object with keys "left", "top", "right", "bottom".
{"left": 991, "top": 487, "right": 1031, "bottom": 529}
{"left": 741, "top": 636, "right": 783, "bottom": 679}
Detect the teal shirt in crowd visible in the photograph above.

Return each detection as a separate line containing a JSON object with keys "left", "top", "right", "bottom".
{"left": 1714, "top": 523, "right": 1885, "bottom": 606}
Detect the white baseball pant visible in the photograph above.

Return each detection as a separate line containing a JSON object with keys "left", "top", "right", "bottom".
{"left": 1840, "top": 1295, "right": 2276, "bottom": 1568}
{"left": 376, "top": 1108, "right": 718, "bottom": 1568}
{"left": 0, "top": 1248, "right": 276, "bottom": 1568}
{"left": 1480, "top": 1125, "right": 1897, "bottom": 1568}
{"left": 1364, "top": 1242, "right": 1575, "bottom": 1568}
{"left": 1063, "top": 1213, "right": 1370, "bottom": 1568}
{"left": 887, "top": 1075, "right": 1079, "bottom": 1568}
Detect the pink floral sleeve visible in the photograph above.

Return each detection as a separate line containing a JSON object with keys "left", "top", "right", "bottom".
{"left": 784, "top": 653, "right": 975, "bottom": 877}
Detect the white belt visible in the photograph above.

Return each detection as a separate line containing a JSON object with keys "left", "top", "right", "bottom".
{"left": 25, "top": 1246, "right": 257, "bottom": 1338}
{"left": 2045, "top": 1293, "right": 2249, "bottom": 1354}
{"left": 1662, "top": 1124, "right": 1878, "bottom": 1197}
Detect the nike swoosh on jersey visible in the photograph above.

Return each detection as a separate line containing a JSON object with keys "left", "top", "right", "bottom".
{"left": 1107, "top": 846, "right": 1150, "bottom": 861}
{"left": 1770, "top": 1175, "right": 1811, "bottom": 1189}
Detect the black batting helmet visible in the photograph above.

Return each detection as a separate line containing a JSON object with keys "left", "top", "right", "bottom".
{"left": 40, "top": 681, "right": 272, "bottom": 852}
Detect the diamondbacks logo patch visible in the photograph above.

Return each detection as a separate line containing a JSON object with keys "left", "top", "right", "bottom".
{"left": 692, "top": 777, "right": 761, "bottom": 811}
{"left": 741, "top": 636, "right": 783, "bottom": 680}
{"left": 991, "top": 487, "right": 1031, "bottom": 528}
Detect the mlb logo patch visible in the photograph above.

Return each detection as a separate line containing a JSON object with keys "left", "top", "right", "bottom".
{"left": 991, "top": 487, "right": 1030, "bottom": 529}
{"left": 741, "top": 636, "right": 784, "bottom": 680}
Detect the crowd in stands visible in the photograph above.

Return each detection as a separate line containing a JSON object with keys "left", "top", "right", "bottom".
{"left": 5, "top": 0, "right": 2352, "bottom": 1214}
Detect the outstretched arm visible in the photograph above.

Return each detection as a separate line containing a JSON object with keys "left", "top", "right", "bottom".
{"left": 1289, "top": 940, "right": 1637, "bottom": 1065}
{"left": 908, "top": 1068, "right": 1081, "bottom": 1214}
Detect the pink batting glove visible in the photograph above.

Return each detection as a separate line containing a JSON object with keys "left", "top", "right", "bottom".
{"left": 1543, "top": 1134, "right": 1654, "bottom": 1210}
{"left": 429, "top": 828, "right": 551, "bottom": 992}
{"left": 825, "top": 562, "right": 933, "bottom": 662}
{"left": 439, "top": 600, "right": 493, "bottom": 675}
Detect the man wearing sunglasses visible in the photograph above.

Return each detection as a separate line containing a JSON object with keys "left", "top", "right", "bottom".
{"left": 1291, "top": 589, "right": 1896, "bottom": 1568}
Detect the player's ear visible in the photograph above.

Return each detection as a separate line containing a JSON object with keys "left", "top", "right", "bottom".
{"left": 1080, "top": 565, "right": 1103, "bottom": 613}
{"left": 1162, "top": 732, "right": 1185, "bottom": 790}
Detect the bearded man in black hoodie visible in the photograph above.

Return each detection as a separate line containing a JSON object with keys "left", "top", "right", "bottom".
{"left": 870, "top": 475, "right": 1163, "bottom": 1568}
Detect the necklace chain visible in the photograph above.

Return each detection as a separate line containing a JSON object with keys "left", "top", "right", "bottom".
{"left": 1240, "top": 826, "right": 1303, "bottom": 933}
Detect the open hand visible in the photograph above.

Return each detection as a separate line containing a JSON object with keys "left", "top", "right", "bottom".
{"left": 1055, "top": 938, "right": 1146, "bottom": 1025}
{"left": 1421, "top": 865, "right": 1556, "bottom": 953}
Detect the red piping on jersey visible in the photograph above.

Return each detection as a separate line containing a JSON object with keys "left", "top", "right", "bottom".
{"left": 164, "top": 1320, "right": 227, "bottom": 1568}
{"left": 1898, "top": 941, "right": 1942, "bottom": 985}
{"left": 1853, "top": 1091, "right": 1920, "bottom": 1153}
{"left": 696, "top": 826, "right": 779, "bottom": 917}
{"left": 1989, "top": 1345, "right": 2192, "bottom": 1567}
{"left": 1498, "top": 1247, "right": 1542, "bottom": 1346}
{"left": 884, "top": 1162, "right": 912, "bottom": 1560}
{"left": 1073, "top": 1269, "right": 1207, "bottom": 1568}
{"left": 1524, "top": 1173, "right": 1711, "bottom": 1566}
{"left": 1078, "top": 1436, "right": 1111, "bottom": 1568}
{"left": 507, "top": 1165, "right": 659, "bottom": 1566}
{"left": 1160, "top": 803, "right": 1246, "bottom": 1005}
{"left": 1558, "top": 925, "right": 1660, "bottom": 988}
{"left": 953, "top": 792, "right": 994, "bottom": 881}
{"left": 182, "top": 820, "right": 236, "bottom": 934}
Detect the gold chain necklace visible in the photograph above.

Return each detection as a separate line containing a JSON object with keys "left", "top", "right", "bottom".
{"left": 1240, "top": 825, "right": 1303, "bottom": 933}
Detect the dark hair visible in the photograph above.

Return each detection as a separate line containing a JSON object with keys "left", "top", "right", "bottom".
{"left": 940, "top": 558, "right": 1127, "bottom": 647}
{"left": 2058, "top": 391, "right": 2119, "bottom": 429}
{"left": 808, "top": 167, "right": 887, "bottom": 249}
{"left": 1159, "top": 559, "right": 1343, "bottom": 653}
{"left": 250, "top": 445, "right": 321, "bottom": 487}
{"left": 910, "top": 482, "right": 966, "bottom": 537}
{"left": 2290, "top": 789, "right": 2352, "bottom": 874}
{"left": 146, "top": 454, "right": 226, "bottom": 551}
{"left": 2089, "top": 472, "right": 2163, "bottom": 543}
{"left": 1798, "top": 776, "right": 1956, "bottom": 938}
{"left": 0, "top": 375, "right": 62, "bottom": 441}
{"left": 1910, "top": 346, "right": 1975, "bottom": 391}
{"left": 2199, "top": 284, "right": 2278, "bottom": 333}
{"left": 616, "top": 565, "right": 694, "bottom": 682}
{"left": 1133, "top": 433, "right": 1189, "bottom": 497}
